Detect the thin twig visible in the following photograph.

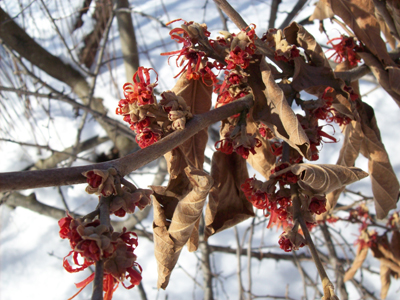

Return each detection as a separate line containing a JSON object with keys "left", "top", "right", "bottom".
{"left": 268, "top": 0, "right": 281, "bottom": 30}
{"left": 0, "top": 86, "right": 136, "bottom": 140}
{"left": 292, "top": 251, "right": 308, "bottom": 300}
{"left": 246, "top": 218, "right": 255, "bottom": 300}
{"left": 234, "top": 226, "right": 244, "bottom": 300}
{"left": 39, "top": 0, "right": 92, "bottom": 76}
{"left": 278, "top": 0, "right": 308, "bottom": 30}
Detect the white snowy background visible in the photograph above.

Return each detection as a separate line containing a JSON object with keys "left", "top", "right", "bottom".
{"left": 1, "top": 0, "right": 399, "bottom": 299}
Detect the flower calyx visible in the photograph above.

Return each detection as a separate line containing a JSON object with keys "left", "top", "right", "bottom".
{"left": 82, "top": 168, "right": 118, "bottom": 196}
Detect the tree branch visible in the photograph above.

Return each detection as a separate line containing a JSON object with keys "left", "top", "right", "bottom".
{"left": 278, "top": 0, "right": 308, "bottom": 30}
{"left": 268, "top": 0, "right": 281, "bottom": 30}
{"left": 0, "top": 95, "right": 253, "bottom": 192}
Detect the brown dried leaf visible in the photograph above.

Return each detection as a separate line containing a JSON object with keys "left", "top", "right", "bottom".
{"left": 284, "top": 22, "right": 331, "bottom": 68}
{"left": 380, "top": 262, "right": 392, "bottom": 300}
{"left": 273, "top": 164, "right": 368, "bottom": 195}
{"left": 337, "top": 120, "right": 363, "bottom": 168}
{"left": 171, "top": 70, "right": 212, "bottom": 169}
{"left": 205, "top": 151, "right": 254, "bottom": 240}
{"left": 309, "top": 0, "right": 334, "bottom": 21}
{"left": 246, "top": 121, "right": 276, "bottom": 179}
{"left": 260, "top": 63, "right": 310, "bottom": 158}
{"left": 358, "top": 52, "right": 400, "bottom": 107}
{"left": 343, "top": 247, "right": 368, "bottom": 282}
{"left": 152, "top": 166, "right": 213, "bottom": 289}
{"left": 386, "top": 0, "right": 400, "bottom": 40}
{"left": 291, "top": 57, "right": 346, "bottom": 97}
{"left": 359, "top": 105, "right": 399, "bottom": 219}
{"left": 324, "top": 121, "right": 363, "bottom": 210}
{"left": 391, "top": 230, "right": 400, "bottom": 262}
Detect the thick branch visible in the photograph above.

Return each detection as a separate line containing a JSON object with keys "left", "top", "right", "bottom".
{"left": 114, "top": 0, "right": 140, "bottom": 81}
{"left": 0, "top": 95, "right": 253, "bottom": 192}
{"left": 213, "top": 0, "right": 248, "bottom": 30}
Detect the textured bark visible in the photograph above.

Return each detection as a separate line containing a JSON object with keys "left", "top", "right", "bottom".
{"left": 114, "top": 0, "right": 140, "bottom": 81}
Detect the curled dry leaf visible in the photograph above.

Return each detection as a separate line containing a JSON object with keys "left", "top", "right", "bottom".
{"left": 321, "top": 120, "right": 363, "bottom": 213}
{"left": 171, "top": 69, "right": 212, "bottom": 169}
{"left": 343, "top": 246, "right": 368, "bottom": 282}
{"left": 391, "top": 230, "right": 400, "bottom": 263}
{"left": 358, "top": 52, "right": 400, "bottom": 107}
{"left": 205, "top": 151, "right": 254, "bottom": 240}
{"left": 258, "top": 62, "right": 310, "bottom": 159}
{"left": 309, "top": 0, "right": 334, "bottom": 21}
{"left": 152, "top": 166, "right": 213, "bottom": 289}
{"left": 359, "top": 104, "right": 399, "bottom": 219}
{"left": 380, "top": 262, "right": 392, "bottom": 300}
{"left": 284, "top": 22, "right": 330, "bottom": 69}
{"left": 386, "top": 0, "right": 400, "bottom": 39}
{"left": 374, "top": 8, "right": 396, "bottom": 50}
{"left": 272, "top": 163, "right": 368, "bottom": 196}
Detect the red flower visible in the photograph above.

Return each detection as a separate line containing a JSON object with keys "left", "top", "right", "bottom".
{"left": 122, "top": 67, "right": 158, "bottom": 106}
{"left": 85, "top": 171, "right": 103, "bottom": 189}
{"left": 226, "top": 46, "right": 251, "bottom": 70}
{"left": 326, "top": 35, "right": 362, "bottom": 66}
{"left": 135, "top": 128, "right": 161, "bottom": 148}
{"left": 278, "top": 235, "right": 294, "bottom": 252}
{"left": 309, "top": 196, "right": 327, "bottom": 215}
{"left": 215, "top": 138, "right": 234, "bottom": 154}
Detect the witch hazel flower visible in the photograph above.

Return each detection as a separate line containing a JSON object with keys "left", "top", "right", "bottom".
{"left": 326, "top": 35, "right": 362, "bottom": 66}
{"left": 110, "top": 187, "right": 152, "bottom": 217}
{"left": 161, "top": 19, "right": 216, "bottom": 81}
{"left": 232, "top": 132, "right": 262, "bottom": 159}
{"left": 59, "top": 214, "right": 142, "bottom": 300}
{"left": 122, "top": 67, "right": 158, "bottom": 106}
{"left": 224, "top": 24, "right": 256, "bottom": 70}
{"left": 82, "top": 168, "right": 117, "bottom": 197}
{"left": 278, "top": 226, "right": 306, "bottom": 252}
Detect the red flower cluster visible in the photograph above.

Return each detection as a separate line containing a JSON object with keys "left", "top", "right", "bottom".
{"left": 59, "top": 214, "right": 142, "bottom": 299}
{"left": 241, "top": 177, "right": 269, "bottom": 210}
{"left": 241, "top": 173, "right": 295, "bottom": 230}
{"left": 161, "top": 19, "right": 220, "bottom": 83}
{"left": 297, "top": 113, "right": 337, "bottom": 161}
{"left": 225, "top": 25, "right": 256, "bottom": 70}
{"left": 215, "top": 133, "right": 261, "bottom": 159}
{"left": 116, "top": 67, "right": 162, "bottom": 149}
{"left": 326, "top": 35, "right": 362, "bottom": 66}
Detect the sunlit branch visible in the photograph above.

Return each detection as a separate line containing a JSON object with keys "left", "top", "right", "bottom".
{"left": 0, "top": 94, "right": 253, "bottom": 192}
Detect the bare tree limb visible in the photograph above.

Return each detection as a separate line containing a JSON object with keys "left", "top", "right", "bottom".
{"left": 268, "top": 0, "right": 281, "bottom": 30}
{"left": 278, "top": 0, "right": 308, "bottom": 30}
{"left": 0, "top": 94, "right": 253, "bottom": 192}
{"left": 114, "top": 0, "right": 140, "bottom": 81}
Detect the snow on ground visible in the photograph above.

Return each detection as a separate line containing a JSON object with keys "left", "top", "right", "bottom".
{"left": 1, "top": 0, "right": 400, "bottom": 299}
